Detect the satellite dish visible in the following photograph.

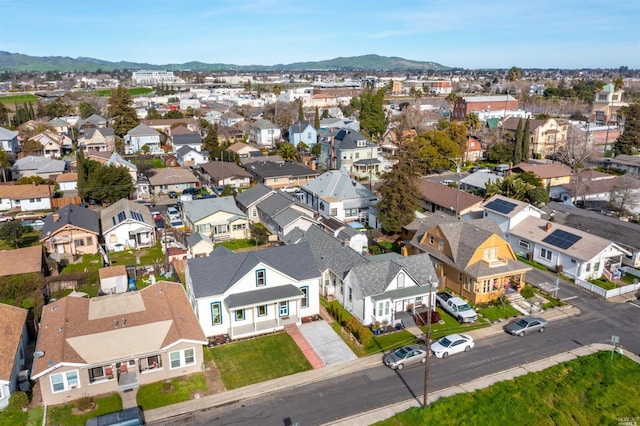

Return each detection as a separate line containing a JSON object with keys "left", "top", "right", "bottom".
{"left": 34, "top": 351, "right": 45, "bottom": 359}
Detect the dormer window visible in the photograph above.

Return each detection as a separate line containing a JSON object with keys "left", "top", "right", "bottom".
{"left": 357, "top": 140, "right": 367, "bottom": 147}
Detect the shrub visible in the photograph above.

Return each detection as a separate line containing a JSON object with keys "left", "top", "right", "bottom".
{"left": 76, "top": 396, "right": 94, "bottom": 411}
{"left": 520, "top": 285, "right": 535, "bottom": 299}
{"left": 8, "top": 391, "right": 29, "bottom": 410}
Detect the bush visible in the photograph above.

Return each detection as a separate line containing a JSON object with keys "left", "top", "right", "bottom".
{"left": 520, "top": 285, "right": 535, "bottom": 299}
{"left": 76, "top": 396, "right": 94, "bottom": 411}
{"left": 8, "top": 391, "right": 29, "bottom": 410}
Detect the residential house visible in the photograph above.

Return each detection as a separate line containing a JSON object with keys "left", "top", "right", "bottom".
{"left": 171, "top": 126, "right": 203, "bottom": 153}
{"left": 415, "top": 178, "right": 485, "bottom": 220}
{"left": 551, "top": 170, "right": 618, "bottom": 204}
{"left": 176, "top": 146, "right": 209, "bottom": 167}
{"left": 47, "top": 117, "right": 71, "bottom": 135}
{"left": 68, "top": 151, "right": 112, "bottom": 172}
{"left": 0, "top": 184, "right": 53, "bottom": 212}
{"left": 250, "top": 190, "right": 317, "bottom": 239}
{"left": 186, "top": 233, "right": 214, "bottom": 258}
{"left": 235, "top": 183, "right": 278, "bottom": 224}
{"left": 300, "top": 169, "right": 378, "bottom": 224}
{"left": 0, "top": 304, "right": 29, "bottom": 410}
{"left": 181, "top": 196, "right": 249, "bottom": 242}
{"left": 591, "top": 83, "right": 628, "bottom": 125}
{"left": 459, "top": 171, "right": 502, "bottom": 193}
{"left": 0, "top": 245, "right": 46, "bottom": 279}
{"left": 39, "top": 204, "right": 100, "bottom": 259}
{"left": 510, "top": 162, "right": 573, "bottom": 189}
{"left": 200, "top": 161, "right": 252, "bottom": 190}
{"left": 240, "top": 153, "right": 284, "bottom": 167}
{"left": 98, "top": 265, "right": 128, "bottom": 294}
{"left": 78, "top": 127, "right": 116, "bottom": 153}
{"left": 123, "top": 123, "right": 162, "bottom": 154}
{"left": 31, "top": 282, "right": 207, "bottom": 406}
{"left": 544, "top": 201, "right": 640, "bottom": 268}
{"left": 319, "top": 118, "right": 359, "bottom": 132}
{"left": 30, "top": 131, "right": 65, "bottom": 158}
{"left": 148, "top": 167, "right": 199, "bottom": 196}
{"left": 101, "top": 199, "right": 156, "bottom": 252}
{"left": 220, "top": 112, "right": 245, "bottom": 127}
{"left": 105, "top": 152, "right": 138, "bottom": 184}
{"left": 502, "top": 118, "right": 568, "bottom": 159}
{"left": 316, "top": 216, "right": 368, "bottom": 255}
{"left": 227, "top": 142, "right": 261, "bottom": 159}
{"left": 318, "top": 129, "right": 384, "bottom": 179}
{"left": 250, "top": 119, "right": 280, "bottom": 147}
{"left": 77, "top": 114, "right": 107, "bottom": 130}
{"left": 481, "top": 194, "right": 545, "bottom": 235}
{"left": 0, "top": 127, "right": 19, "bottom": 156}
{"left": 604, "top": 154, "right": 640, "bottom": 175}
{"left": 56, "top": 172, "right": 78, "bottom": 192}
{"left": 244, "top": 161, "right": 319, "bottom": 189}
{"left": 12, "top": 156, "right": 66, "bottom": 180}
{"left": 407, "top": 216, "right": 531, "bottom": 304}
{"left": 463, "top": 135, "right": 485, "bottom": 162}
{"left": 142, "top": 118, "right": 200, "bottom": 136}
{"left": 289, "top": 121, "right": 317, "bottom": 147}
{"left": 184, "top": 243, "right": 320, "bottom": 339}
{"left": 451, "top": 95, "right": 519, "bottom": 122}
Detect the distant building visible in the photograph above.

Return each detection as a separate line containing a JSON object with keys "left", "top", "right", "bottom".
{"left": 591, "top": 83, "right": 627, "bottom": 125}
{"left": 132, "top": 70, "right": 184, "bottom": 85}
{"left": 451, "top": 95, "right": 519, "bottom": 122}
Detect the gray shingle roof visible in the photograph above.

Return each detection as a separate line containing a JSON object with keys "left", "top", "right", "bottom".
{"left": 127, "top": 123, "right": 160, "bottom": 136}
{"left": 244, "top": 161, "right": 319, "bottom": 179}
{"left": 333, "top": 129, "right": 376, "bottom": 150}
{"left": 173, "top": 133, "right": 202, "bottom": 146}
{"left": 186, "top": 242, "right": 319, "bottom": 298}
{"left": 235, "top": 184, "right": 275, "bottom": 210}
{"left": 256, "top": 192, "right": 296, "bottom": 217}
{"left": 182, "top": 196, "right": 246, "bottom": 223}
{"left": 272, "top": 207, "right": 312, "bottom": 228}
{"left": 13, "top": 156, "right": 66, "bottom": 174}
{"left": 40, "top": 204, "right": 100, "bottom": 237}
{"left": 302, "top": 169, "right": 375, "bottom": 201}
{"left": 225, "top": 284, "right": 303, "bottom": 309}
{"left": 186, "top": 232, "right": 213, "bottom": 248}
{"left": 106, "top": 152, "right": 137, "bottom": 171}
{"left": 0, "top": 127, "right": 18, "bottom": 140}
{"left": 290, "top": 121, "right": 311, "bottom": 133}
{"left": 100, "top": 198, "right": 154, "bottom": 234}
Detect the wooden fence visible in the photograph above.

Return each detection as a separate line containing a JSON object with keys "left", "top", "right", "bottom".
{"left": 52, "top": 197, "right": 82, "bottom": 209}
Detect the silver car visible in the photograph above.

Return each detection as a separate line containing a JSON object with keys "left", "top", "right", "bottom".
{"left": 383, "top": 344, "right": 427, "bottom": 370}
{"left": 505, "top": 316, "right": 549, "bottom": 337}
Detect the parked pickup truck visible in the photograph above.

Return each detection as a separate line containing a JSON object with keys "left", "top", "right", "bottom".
{"left": 436, "top": 291, "right": 478, "bottom": 324}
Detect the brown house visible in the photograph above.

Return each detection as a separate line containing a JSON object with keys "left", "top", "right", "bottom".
{"left": 415, "top": 178, "right": 485, "bottom": 220}
{"left": 407, "top": 216, "right": 530, "bottom": 304}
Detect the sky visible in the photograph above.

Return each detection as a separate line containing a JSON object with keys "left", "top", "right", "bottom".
{"left": 1, "top": 0, "right": 639, "bottom": 69}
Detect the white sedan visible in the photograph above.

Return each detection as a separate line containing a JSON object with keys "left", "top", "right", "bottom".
{"left": 430, "top": 333, "right": 474, "bottom": 358}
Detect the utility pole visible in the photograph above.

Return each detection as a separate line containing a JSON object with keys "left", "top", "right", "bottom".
{"left": 422, "top": 280, "right": 435, "bottom": 408}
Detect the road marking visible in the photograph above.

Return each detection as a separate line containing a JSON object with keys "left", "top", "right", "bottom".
{"left": 629, "top": 302, "right": 640, "bottom": 309}
{"left": 561, "top": 296, "right": 578, "bottom": 301}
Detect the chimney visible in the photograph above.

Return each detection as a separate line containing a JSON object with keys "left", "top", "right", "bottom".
{"left": 545, "top": 222, "right": 552, "bottom": 232}
{"left": 53, "top": 213, "right": 60, "bottom": 222}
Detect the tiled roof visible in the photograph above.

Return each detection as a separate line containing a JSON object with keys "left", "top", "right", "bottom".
{"left": 0, "top": 184, "right": 52, "bottom": 200}
{"left": 32, "top": 282, "right": 207, "bottom": 377}
{"left": 0, "top": 303, "right": 28, "bottom": 381}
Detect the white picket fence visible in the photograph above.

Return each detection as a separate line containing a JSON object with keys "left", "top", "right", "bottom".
{"left": 575, "top": 277, "right": 640, "bottom": 299}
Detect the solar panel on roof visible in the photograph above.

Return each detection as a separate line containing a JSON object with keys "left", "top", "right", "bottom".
{"left": 542, "top": 229, "right": 582, "bottom": 250}
{"left": 484, "top": 198, "right": 517, "bottom": 214}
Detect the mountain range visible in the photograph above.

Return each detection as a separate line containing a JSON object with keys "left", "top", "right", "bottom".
{"left": 0, "top": 52, "right": 449, "bottom": 72}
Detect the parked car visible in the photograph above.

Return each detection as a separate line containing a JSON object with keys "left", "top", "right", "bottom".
{"left": 280, "top": 186, "right": 298, "bottom": 193}
{"left": 430, "top": 333, "right": 474, "bottom": 358}
{"left": 504, "top": 316, "right": 548, "bottom": 337}
{"left": 151, "top": 211, "right": 163, "bottom": 220}
{"left": 86, "top": 407, "right": 144, "bottom": 426}
{"left": 182, "top": 187, "right": 199, "bottom": 195}
{"left": 0, "top": 214, "right": 13, "bottom": 222}
{"left": 169, "top": 219, "right": 185, "bottom": 229}
{"left": 166, "top": 207, "right": 180, "bottom": 221}
{"left": 15, "top": 212, "right": 45, "bottom": 221}
{"left": 436, "top": 291, "right": 478, "bottom": 323}
{"left": 168, "top": 191, "right": 178, "bottom": 198}
{"left": 27, "top": 219, "right": 45, "bottom": 230}
{"left": 440, "top": 179, "right": 455, "bottom": 186}
{"left": 383, "top": 344, "right": 427, "bottom": 370}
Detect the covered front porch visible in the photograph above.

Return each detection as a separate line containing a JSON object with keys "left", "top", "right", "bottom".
{"left": 370, "top": 285, "right": 436, "bottom": 327}
{"left": 225, "top": 284, "right": 305, "bottom": 340}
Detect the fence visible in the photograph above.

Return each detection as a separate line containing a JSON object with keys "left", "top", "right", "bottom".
{"left": 575, "top": 277, "right": 640, "bottom": 299}
{"left": 52, "top": 197, "right": 82, "bottom": 209}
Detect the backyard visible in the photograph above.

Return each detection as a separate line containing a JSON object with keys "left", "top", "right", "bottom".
{"left": 375, "top": 351, "right": 640, "bottom": 426}
{"left": 0, "top": 229, "right": 41, "bottom": 250}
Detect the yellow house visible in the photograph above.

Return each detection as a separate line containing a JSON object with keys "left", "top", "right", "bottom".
{"left": 510, "top": 162, "right": 573, "bottom": 188}
{"left": 407, "top": 216, "right": 531, "bottom": 304}
{"left": 181, "top": 196, "right": 250, "bottom": 242}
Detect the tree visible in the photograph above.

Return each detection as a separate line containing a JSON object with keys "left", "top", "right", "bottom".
{"left": 522, "top": 118, "right": 531, "bottom": 161}
{"left": 298, "top": 99, "right": 304, "bottom": 122}
{"left": 296, "top": 141, "right": 309, "bottom": 152}
{"left": 84, "top": 163, "right": 135, "bottom": 203}
{"left": 514, "top": 119, "right": 524, "bottom": 163}
{"left": 445, "top": 93, "right": 459, "bottom": 110}
{"left": 0, "top": 102, "right": 10, "bottom": 127}
{"left": 164, "top": 110, "right": 184, "bottom": 119}
{"left": 272, "top": 85, "right": 282, "bottom": 118}
{"left": 203, "top": 123, "right": 219, "bottom": 158}
{"left": 43, "top": 98, "right": 72, "bottom": 118}
{"left": 0, "top": 150, "right": 9, "bottom": 182}
{"left": 614, "top": 77, "right": 624, "bottom": 92}
{"left": 464, "top": 113, "right": 480, "bottom": 136}
{"left": 314, "top": 106, "right": 320, "bottom": 130}
{"left": 146, "top": 107, "right": 163, "bottom": 120}
{"left": 107, "top": 85, "right": 139, "bottom": 138}
{"left": 613, "top": 103, "right": 640, "bottom": 155}
{"left": 508, "top": 66, "right": 521, "bottom": 86}
{"left": 609, "top": 174, "right": 640, "bottom": 217}
{"left": 78, "top": 101, "right": 97, "bottom": 119}
{"left": 76, "top": 149, "right": 88, "bottom": 199}
{"left": 21, "top": 139, "right": 43, "bottom": 156}
{"left": 357, "top": 88, "right": 387, "bottom": 140}
{"left": 485, "top": 175, "right": 534, "bottom": 202}
{"left": 278, "top": 142, "right": 297, "bottom": 161}
{"left": 0, "top": 221, "right": 25, "bottom": 248}
{"left": 486, "top": 142, "right": 514, "bottom": 163}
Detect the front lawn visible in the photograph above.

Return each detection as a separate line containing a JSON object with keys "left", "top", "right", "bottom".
{"left": 476, "top": 303, "right": 520, "bottom": 322}
{"left": 137, "top": 373, "right": 207, "bottom": 411}
{"left": 589, "top": 277, "right": 617, "bottom": 290}
{"left": 425, "top": 308, "right": 490, "bottom": 339}
{"left": 47, "top": 394, "right": 122, "bottom": 426}
{"left": 209, "top": 333, "right": 312, "bottom": 390}
{"left": 375, "top": 351, "right": 640, "bottom": 425}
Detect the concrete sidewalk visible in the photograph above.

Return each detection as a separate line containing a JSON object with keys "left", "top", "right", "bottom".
{"left": 144, "top": 305, "right": 582, "bottom": 424}
{"left": 325, "top": 343, "right": 640, "bottom": 426}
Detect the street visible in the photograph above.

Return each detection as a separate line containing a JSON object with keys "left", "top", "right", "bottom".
{"left": 150, "top": 281, "right": 640, "bottom": 426}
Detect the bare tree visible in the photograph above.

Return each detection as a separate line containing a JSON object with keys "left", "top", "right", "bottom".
{"left": 609, "top": 174, "right": 640, "bottom": 217}
{"left": 555, "top": 125, "right": 599, "bottom": 202}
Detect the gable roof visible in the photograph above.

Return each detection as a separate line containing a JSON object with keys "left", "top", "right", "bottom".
{"left": 0, "top": 126, "right": 18, "bottom": 140}
{"left": 302, "top": 169, "right": 375, "bottom": 201}
{"left": 56, "top": 172, "right": 78, "bottom": 183}
{"left": 0, "top": 303, "right": 28, "bottom": 381}
{"left": 252, "top": 119, "right": 278, "bottom": 130}
{"left": 40, "top": 204, "right": 100, "bottom": 238}
{"left": 511, "top": 162, "right": 573, "bottom": 179}
{"left": 200, "top": 161, "right": 252, "bottom": 181}
{"left": 256, "top": 192, "right": 298, "bottom": 217}
{"left": 0, "top": 245, "right": 43, "bottom": 277}
{"left": 147, "top": 167, "right": 199, "bottom": 186}
{"left": 127, "top": 123, "right": 161, "bottom": 137}
{"left": 414, "top": 179, "right": 484, "bottom": 213}
{"left": 12, "top": 156, "right": 66, "bottom": 174}
{"left": 244, "top": 161, "right": 319, "bottom": 180}
{"left": 82, "top": 127, "right": 115, "bottom": 139}
{"left": 235, "top": 183, "right": 275, "bottom": 210}
{"left": 0, "top": 184, "right": 52, "bottom": 200}
{"left": 333, "top": 129, "right": 375, "bottom": 150}
{"left": 460, "top": 171, "right": 502, "bottom": 188}
{"left": 186, "top": 232, "right": 214, "bottom": 248}
{"left": 100, "top": 198, "right": 154, "bottom": 234}
{"left": 32, "top": 281, "right": 206, "bottom": 378}
{"left": 289, "top": 121, "right": 312, "bottom": 133}
{"left": 502, "top": 117, "right": 548, "bottom": 132}
{"left": 228, "top": 142, "right": 261, "bottom": 154}
{"left": 173, "top": 132, "right": 202, "bottom": 146}
{"left": 182, "top": 196, "right": 246, "bottom": 223}
{"left": 481, "top": 194, "right": 542, "bottom": 218}
{"left": 105, "top": 152, "right": 137, "bottom": 171}
{"left": 187, "top": 242, "right": 319, "bottom": 298}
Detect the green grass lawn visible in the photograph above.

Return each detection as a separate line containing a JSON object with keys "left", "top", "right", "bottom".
{"left": 477, "top": 304, "right": 520, "bottom": 322}
{"left": 209, "top": 333, "right": 312, "bottom": 390}
{"left": 47, "top": 394, "right": 122, "bottom": 426}
{"left": 137, "top": 373, "right": 207, "bottom": 411}
{"left": 424, "top": 308, "right": 490, "bottom": 339}
{"left": 218, "top": 239, "right": 262, "bottom": 251}
{"left": 0, "top": 94, "right": 39, "bottom": 103}
{"left": 0, "top": 405, "right": 43, "bottom": 426}
{"left": 589, "top": 277, "right": 617, "bottom": 290}
{"left": 96, "top": 87, "right": 153, "bottom": 97}
{"left": 375, "top": 351, "right": 640, "bottom": 426}
{"left": 60, "top": 242, "right": 165, "bottom": 274}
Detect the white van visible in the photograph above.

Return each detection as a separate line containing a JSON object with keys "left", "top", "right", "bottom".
{"left": 493, "top": 164, "right": 510, "bottom": 176}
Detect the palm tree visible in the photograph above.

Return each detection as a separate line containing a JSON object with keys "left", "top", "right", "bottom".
{"left": 485, "top": 175, "right": 533, "bottom": 201}
{"left": 614, "top": 77, "right": 624, "bottom": 92}
{"left": 272, "top": 85, "right": 282, "bottom": 118}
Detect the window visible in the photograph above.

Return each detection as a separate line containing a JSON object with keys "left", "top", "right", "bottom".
{"left": 232, "top": 223, "right": 246, "bottom": 231}
{"left": 330, "top": 208, "right": 338, "bottom": 216}
{"left": 252, "top": 208, "right": 258, "bottom": 218}
{"left": 377, "top": 302, "right": 384, "bottom": 316}
{"left": 214, "top": 224, "right": 229, "bottom": 234}
{"left": 256, "top": 269, "right": 266, "bottom": 287}
{"left": 429, "top": 235, "right": 434, "bottom": 245}
{"left": 439, "top": 240, "right": 444, "bottom": 251}
{"left": 344, "top": 208, "right": 357, "bottom": 217}
{"left": 541, "top": 248, "right": 552, "bottom": 261}
{"left": 397, "top": 273, "right": 405, "bottom": 288}
{"left": 384, "top": 301, "right": 390, "bottom": 315}
{"left": 612, "top": 95, "right": 619, "bottom": 101}
{"left": 30, "top": 198, "right": 35, "bottom": 202}
{"left": 211, "top": 302, "right": 222, "bottom": 325}
{"left": 51, "top": 370, "right": 79, "bottom": 393}
{"left": 169, "top": 348, "right": 196, "bottom": 369}
{"left": 585, "top": 263, "right": 591, "bottom": 272}
{"left": 74, "top": 239, "right": 85, "bottom": 247}
{"left": 300, "top": 286, "right": 308, "bottom": 308}
{"left": 519, "top": 240, "right": 530, "bottom": 249}
{"left": 348, "top": 287, "right": 352, "bottom": 302}
{"left": 86, "top": 236, "right": 93, "bottom": 246}
{"left": 458, "top": 272, "right": 463, "bottom": 282}
{"left": 257, "top": 305, "right": 268, "bottom": 316}
{"left": 279, "top": 301, "right": 289, "bottom": 316}
{"left": 464, "top": 277, "right": 472, "bottom": 292}
{"left": 594, "top": 261, "right": 600, "bottom": 272}
{"left": 339, "top": 282, "right": 343, "bottom": 294}
{"left": 598, "top": 94, "right": 607, "bottom": 101}
{"left": 235, "top": 309, "right": 245, "bottom": 321}
{"left": 484, "top": 248, "right": 497, "bottom": 261}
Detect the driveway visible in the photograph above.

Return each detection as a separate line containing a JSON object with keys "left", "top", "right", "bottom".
{"left": 298, "top": 321, "right": 357, "bottom": 366}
